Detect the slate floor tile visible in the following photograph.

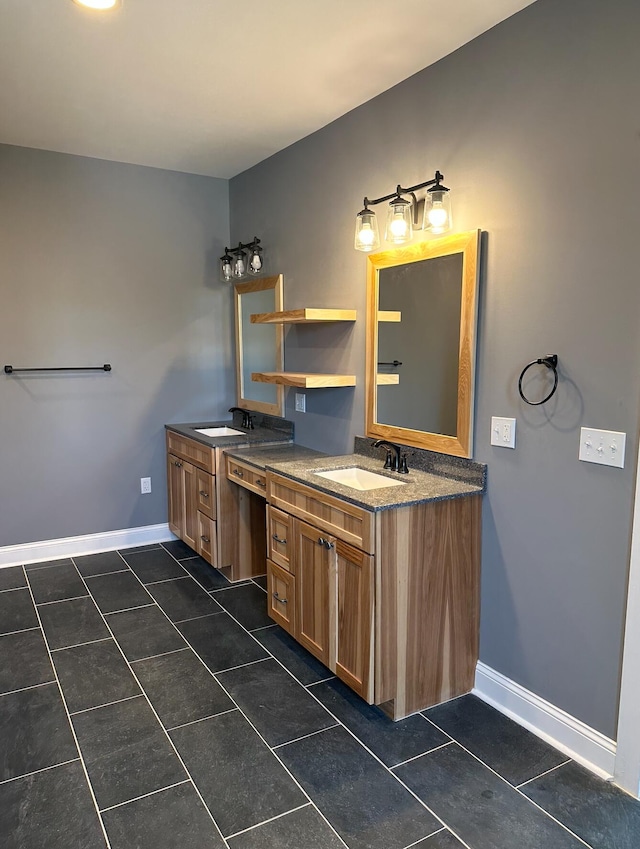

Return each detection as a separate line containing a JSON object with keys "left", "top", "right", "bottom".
{"left": 122, "top": 548, "right": 186, "bottom": 583}
{"left": 0, "top": 760, "right": 107, "bottom": 849}
{"left": 106, "top": 605, "right": 186, "bottom": 661}
{"left": 72, "top": 695, "right": 186, "bottom": 809}
{"left": 39, "top": 597, "right": 110, "bottom": 650}
{"left": 411, "top": 830, "right": 467, "bottom": 848}
{"left": 218, "top": 658, "right": 336, "bottom": 746}
{"left": 227, "top": 804, "right": 344, "bottom": 849}
{"left": 161, "top": 539, "right": 198, "bottom": 560}
{"left": 85, "top": 570, "right": 153, "bottom": 614}
{"left": 312, "top": 677, "right": 449, "bottom": 767}
{"left": 103, "top": 781, "right": 225, "bottom": 849}
{"left": 0, "top": 566, "right": 26, "bottom": 591}
{"left": 74, "top": 551, "right": 128, "bottom": 578}
{"left": 24, "top": 558, "right": 73, "bottom": 572}
{"left": 278, "top": 725, "right": 439, "bottom": 849}
{"left": 53, "top": 639, "right": 141, "bottom": 713}
{"left": 0, "top": 630, "right": 54, "bottom": 695}
{"left": 118, "top": 544, "right": 161, "bottom": 555}
{"left": 424, "top": 694, "right": 568, "bottom": 785}
{"left": 0, "top": 683, "right": 78, "bottom": 781}
{"left": 146, "top": 577, "right": 222, "bottom": 622}
{"left": 394, "top": 742, "right": 584, "bottom": 849}
{"left": 28, "top": 562, "right": 87, "bottom": 605}
{"left": 177, "top": 612, "right": 267, "bottom": 673}
{"left": 254, "top": 625, "right": 333, "bottom": 685}
{"left": 212, "top": 583, "right": 272, "bottom": 631}
{"left": 132, "top": 648, "right": 233, "bottom": 729}
{"left": 0, "top": 587, "right": 39, "bottom": 635}
{"left": 252, "top": 574, "right": 267, "bottom": 591}
{"left": 170, "top": 710, "right": 306, "bottom": 837}
{"left": 522, "top": 760, "right": 640, "bottom": 849}
{"left": 181, "top": 556, "right": 231, "bottom": 590}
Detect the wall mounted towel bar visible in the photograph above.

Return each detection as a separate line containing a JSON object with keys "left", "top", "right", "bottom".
{"left": 4, "top": 364, "right": 112, "bottom": 374}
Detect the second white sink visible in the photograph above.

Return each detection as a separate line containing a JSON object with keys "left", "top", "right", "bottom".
{"left": 195, "top": 426, "right": 245, "bottom": 437}
{"left": 314, "top": 467, "right": 406, "bottom": 491}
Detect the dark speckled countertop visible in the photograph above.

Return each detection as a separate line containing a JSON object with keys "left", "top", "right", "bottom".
{"left": 267, "top": 452, "right": 485, "bottom": 512}
{"left": 225, "top": 444, "right": 327, "bottom": 472}
{"left": 165, "top": 419, "right": 293, "bottom": 450}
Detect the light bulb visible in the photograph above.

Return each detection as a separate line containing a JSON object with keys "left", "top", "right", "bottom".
{"left": 389, "top": 216, "right": 408, "bottom": 239}
{"left": 249, "top": 248, "right": 263, "bottom": 273}
{"left": 385, "top": 198, "right": 413, "bottom": 244}
{"left": 427, "top": 203, "right": 448, "bottom": 231}
{"left": 234, "top": 256, "right": 246, "bottom": 278}
{"left": 354, "top": 208, "right": 380, "bottom": 252}
{"left": 358, "top": 223, "right": 376, "bottom": 248}
{"left": 73, "top": 0, "right": 120, "bottom": 9}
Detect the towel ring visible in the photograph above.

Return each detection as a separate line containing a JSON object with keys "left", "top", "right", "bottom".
{"left": 518, "top": 355, "right": 558, "bottom": 406}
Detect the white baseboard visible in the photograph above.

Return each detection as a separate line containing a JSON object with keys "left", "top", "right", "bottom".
{"left": 474, "top": 661, "right": 616, "bottom": 779}
{"left": 0, "top": 524, "right": 177, "bottom": 568}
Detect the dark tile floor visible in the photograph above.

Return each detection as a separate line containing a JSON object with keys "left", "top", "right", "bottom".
{"left": 1, "top": 544, "right": 639, "bottom": 849}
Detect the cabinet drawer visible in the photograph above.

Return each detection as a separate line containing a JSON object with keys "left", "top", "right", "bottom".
{"left": 225, "top": 456, "right": 268, "bottom": 498}
{"left": 266, "top": 472, "right": 375, "bottom": 554}
{"left": 197, "top": 512, "right": 217, "bottom": 567}
{"left": 267, "top": 506, "right": 291, "bottom": 572}
{"left": 267, "top": 559, "right": 296, "bottom": 635}
{"left": 167, "top": 431, "right": 214, "bottom": 474}
{"left": 196, "top": 469, "right": 216, "bottom": 520}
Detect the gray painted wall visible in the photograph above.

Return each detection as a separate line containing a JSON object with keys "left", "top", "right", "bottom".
{"left": 0, "top": 145, "right": 231, "bottom": 547}
{"left": 230, "top": 0, "right": 640, "bottom": 737}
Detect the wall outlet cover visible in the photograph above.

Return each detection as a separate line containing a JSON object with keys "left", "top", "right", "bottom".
{"left": 295, "top": 392, "right": 306, "bottom": 413}
{"left": 579, "top": 427, "right": 626, "bottom": 468}
{"left": 491, "top": 416, "right": 516, "bottom": 449}
{"left": 140, "top": 477, "right": 152, "bottom": 494}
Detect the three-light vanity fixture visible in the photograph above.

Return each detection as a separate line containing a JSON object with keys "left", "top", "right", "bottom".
{"left": 220, "top": 237, "right": 264, "bottom": 282}
{"left": 354, "top": 170, "right": 452, "bottom": 252}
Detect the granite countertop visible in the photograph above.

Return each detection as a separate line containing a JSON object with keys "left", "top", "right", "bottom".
{"left": 266, "top": 452, "right": 484, "bottom": 512}
{"left": 165, "top": 420, "right": 292, "bottom": 450}
{"left": 224, "top": 444, "right": 327, "bottom": 472}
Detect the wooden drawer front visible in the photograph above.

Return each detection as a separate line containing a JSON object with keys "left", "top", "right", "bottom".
{"left": 267, "top": 560, "right": 296, "bottom": 635}
{"left": 267, "top": 506, "right": 291, "bottom": 572}
{"left": 167, "top": 431, "right": 214, "bottom": 474}
{"left": 225, "top": 456, "right": 268, "bottom": 497}
{"left": 267, "top": 473, "right": 375, "bottom": 554}
{"left": 197, "top": 512, "right": 217, "bottom": 567}
{"left": 196, "top": 469, "right": 216, "bottom": 520}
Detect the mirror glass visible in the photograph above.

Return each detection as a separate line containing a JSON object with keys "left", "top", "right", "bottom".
{"left": 366, "top": 231, "right": 480, "bottom": 457}
{"left": 234, "top": 275, "right": 284, "bottom": 416}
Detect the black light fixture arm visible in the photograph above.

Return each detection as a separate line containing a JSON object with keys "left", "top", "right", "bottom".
{"left": 221, "top": 236, "right": 261, "bottom": 256}
{"left": 362, "top": 171, "right": 446, "bottom": 209}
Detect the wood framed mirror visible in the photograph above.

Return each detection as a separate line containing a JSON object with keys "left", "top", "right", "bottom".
{"left": 365, "top": 230, "right": 480, "bottom": 457}
{"left": 234, "top": 275, "right": 284, "bottom": 416}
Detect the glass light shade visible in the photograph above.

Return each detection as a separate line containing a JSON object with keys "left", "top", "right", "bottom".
{"left": 385, "top": 197, "right": 413, "bottom": 244}
{"left": 220, "top": 253, "right": 233, "bottom": 282}
{"left": 233, "top": 249, "right": 247, "bottom": 278}
{"left": 248, "top": 245, "right": 264, "bottom": 275}
{"left": 354, "top": 208, "right": 380, "bottom": 252}
{"left": 424, "top": 189, "right": 452, "bottom": 234}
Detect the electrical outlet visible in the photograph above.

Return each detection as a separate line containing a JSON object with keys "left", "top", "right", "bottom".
{"left": 140, "top": 477, "right": 152, "bottom": 494}
{"left": 295, "top": 392, "right": 306, "bottom": 413}
{"left": 491, "top": 416, "right": 516, "bottom": 449}
{"left": 579, "top": 427, "right": 626, "bottom": 468}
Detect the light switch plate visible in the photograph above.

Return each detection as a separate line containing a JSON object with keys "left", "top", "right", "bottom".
{"left": 491, "top": 416, "right": 516, "bottom": 449}
{"left": 579, "top": 427, "right": 626, "bottom": 468}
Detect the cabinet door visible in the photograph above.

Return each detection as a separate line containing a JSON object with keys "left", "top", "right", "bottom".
{"left": 267, "top": 559, "right": 296, "bottom": 635}
{"left": 294, "top": 519, "right": 336, "bottom": 668}
{"left": 167, "top": 454, "right": 184, "bottom": 538}
{"left": 335, "top": 540, "right": 374, "bottom": 702}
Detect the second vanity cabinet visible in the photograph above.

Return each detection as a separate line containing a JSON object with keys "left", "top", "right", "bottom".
{"left": 266, "top": 469, "right": 481, "bottom": 719}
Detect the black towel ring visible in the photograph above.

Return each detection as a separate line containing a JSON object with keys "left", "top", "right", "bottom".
{"left": 518, "top": 354, "right": 559, "bottom": 406}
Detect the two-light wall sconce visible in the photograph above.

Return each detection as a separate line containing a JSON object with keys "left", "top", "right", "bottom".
{"left": 354, "top": 170, "right": 452, "bottom": 252}
{"left": 220, "top": 237, "right": 264, "bottom": 282}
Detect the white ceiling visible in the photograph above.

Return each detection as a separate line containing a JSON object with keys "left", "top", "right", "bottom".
{"left": 0, "top": 0, "right": 535, "bottom": 179}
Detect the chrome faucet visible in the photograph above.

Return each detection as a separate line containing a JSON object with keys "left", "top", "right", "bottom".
{"left": 228, "top": 407, "right": 254, "bottom": 429}
{"left": 372, "top": 439, "right": 409, "bottom": 473}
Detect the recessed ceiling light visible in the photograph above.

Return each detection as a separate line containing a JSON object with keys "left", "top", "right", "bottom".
{"left": 72, "top": 0, "right": 120, "bottom": 10}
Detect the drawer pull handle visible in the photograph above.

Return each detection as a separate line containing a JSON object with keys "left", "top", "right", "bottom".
{"left": 255, "top": 478, "right": 266, "bottom": 487}
{"left": 272, "top": 592, "right": 288, "bottom": 604}
{"left": 318, "top": 537, "right": 334, "bottom": 550}
{"left": 200, "top": 535, "right": 210, "bottom": 544}
{"left": 233, "top": 469, "right": 244, "bottom": 478}
{"left": 199, "top": 491, "right": 209, "bottom": 498}
{"left": 174, "top": 460, "right": 183, "bottom": 467}
{"left": 272, "top": 534, "right": 287, "bottom": 545}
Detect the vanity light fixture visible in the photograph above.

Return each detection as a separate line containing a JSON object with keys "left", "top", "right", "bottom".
{"left": 220, "top": 237, "right": 264, "bottom": 282}
{"left": 72, "top": 0, "right": 120, "bottom": 9}
{"left": 354, "top": 170, "right": 451, "bottom": 252}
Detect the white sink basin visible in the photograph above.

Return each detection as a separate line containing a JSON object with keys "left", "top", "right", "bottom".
{"left": 314, "top": 467, "right": 406, "bottom": 491}
{"left": 194, "top": 426, "right": 245, "bottom": 437}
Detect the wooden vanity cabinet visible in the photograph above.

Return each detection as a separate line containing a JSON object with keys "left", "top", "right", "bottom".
{"left": 266, "top": 470, "right": 481, "bottom": 718}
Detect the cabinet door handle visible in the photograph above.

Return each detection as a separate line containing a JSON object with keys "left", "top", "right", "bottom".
{"left": 272, "top": 592, "right": 288, "bottom": 604}
{"left": 255, "top": 478, "right": 266, "bottom": 488}
{"left": 199, "top": 490, "right": 209, "bottom": 498}
{"left": 272, "top": 534, "right": 287, "bottom": 545}
{"left": 174, "top": 460, "right": 183, "bottom": 467}
{"left": 200, "top": 535, "right": 210, "bottom": 544}
{"left": 325, "top": 540, "right": 334, "bottom": 549}
{"left": 233, "top": 469, "right": 244, "bottom": 478}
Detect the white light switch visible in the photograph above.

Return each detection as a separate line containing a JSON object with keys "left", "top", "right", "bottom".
{"left": 579, "top": 427, "right": 626, "bottom": 468}
{"left": 491, "top": 416, "right": 516, "bottom": 449}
